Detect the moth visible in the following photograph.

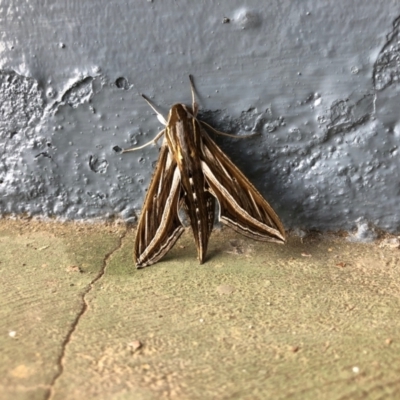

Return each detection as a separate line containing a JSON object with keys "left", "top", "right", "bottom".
{"left": 122, "top": 76, "right": 285, "bottom": 268}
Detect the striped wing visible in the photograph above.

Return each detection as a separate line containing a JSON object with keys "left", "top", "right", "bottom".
{"left": 199, "top": 127, "right": 286, "bottom": 244}
{"left": 134, "top": 143, "right": 184, "bottom": 268}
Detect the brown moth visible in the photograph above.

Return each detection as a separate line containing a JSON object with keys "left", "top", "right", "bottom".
{"left": 123, "top": 76, "right": 285, "bottom": 268}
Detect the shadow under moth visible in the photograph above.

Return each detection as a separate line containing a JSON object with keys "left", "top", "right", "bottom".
{"left": 123, "top": 76, "right": 285, "bottom": 268}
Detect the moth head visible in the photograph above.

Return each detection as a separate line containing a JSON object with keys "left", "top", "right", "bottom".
{"left": 169, "top": 103, "right": 194, "bottom": 123}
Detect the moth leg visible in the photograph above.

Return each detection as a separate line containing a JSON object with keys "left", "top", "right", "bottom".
{"left": 189, "top": 75, "right": 199, "bottom": 117}
{"left": 200, "top": 120, "right": 259, "bottom": 139}
{"left": 121, "top": 129, "right": 165, "bottom": 153}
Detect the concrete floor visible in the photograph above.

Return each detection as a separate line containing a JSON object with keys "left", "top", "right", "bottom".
{"left": 1, "top": 220, "right": 399, "bottom": 400}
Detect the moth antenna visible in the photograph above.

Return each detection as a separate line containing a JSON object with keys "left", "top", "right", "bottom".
{"left": 141, "top": 94, "right": 168, "bottom": 125}
{"left": 121, "top": 129, "right": 165, "bottom": 153}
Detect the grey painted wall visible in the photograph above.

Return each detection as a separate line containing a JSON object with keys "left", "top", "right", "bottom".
{"left": 1, "top": 1, "right": 400, "bottom": 235}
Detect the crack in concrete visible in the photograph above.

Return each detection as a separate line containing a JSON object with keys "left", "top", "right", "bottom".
{"left": 45, "top": 226, "right": 129, "bottom": 400}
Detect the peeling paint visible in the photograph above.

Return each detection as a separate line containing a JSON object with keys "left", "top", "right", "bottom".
{"left": 373, "top": 16, "right": 400, "bottom": 91}
{"left": 89, "top": 156, "right": 109, "bottom": 174}
{"left": 0, "top": 70, "right": 44, "bottom": 135}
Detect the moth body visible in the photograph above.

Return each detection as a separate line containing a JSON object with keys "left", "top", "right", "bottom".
{"left": 165, "top": 104, "right": 214, "bottom": 263}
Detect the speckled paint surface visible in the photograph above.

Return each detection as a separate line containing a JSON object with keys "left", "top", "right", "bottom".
{"left": 0, "top": 1, "right": 399, "bottom": 234}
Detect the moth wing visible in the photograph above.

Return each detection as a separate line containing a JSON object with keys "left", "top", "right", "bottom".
{"left": 200, "top": 129, "right": 285, "bottom": 243}
{"left": 134, "top": 143, "right": 184, "bottom": 268}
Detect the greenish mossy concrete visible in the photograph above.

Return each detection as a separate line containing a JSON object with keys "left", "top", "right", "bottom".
{"left": 1, "top": 220, "right": 400, "bottom": 399}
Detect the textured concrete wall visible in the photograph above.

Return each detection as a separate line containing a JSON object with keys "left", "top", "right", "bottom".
{"left": 0, "top": 1, "right": 399, "bottom": 235}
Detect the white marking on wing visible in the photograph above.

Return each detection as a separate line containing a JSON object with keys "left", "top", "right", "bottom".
{"left": 201, "top": 161, "right": 284, "bottom": 240}
{"left": 248, "top": 190, "right": 263, "bottom": 220}
{"left": 139, "top": 168, "right": 183, "bottom": 261}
